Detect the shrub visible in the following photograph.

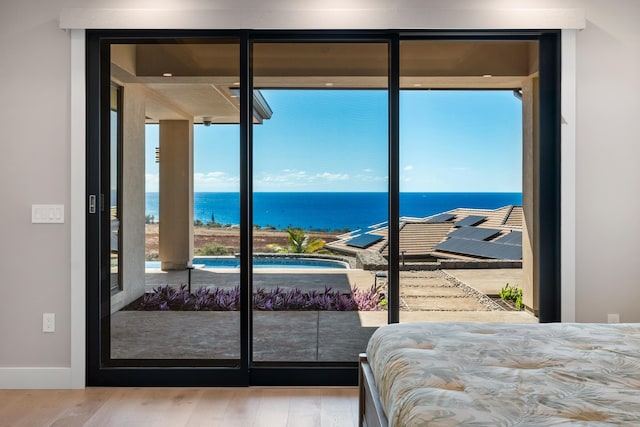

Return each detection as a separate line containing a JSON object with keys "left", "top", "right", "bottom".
{"left": 352, "top": 284, "right": 386, "bottom": 310}
{"left": 135, "top": 284, "right": 385, "bottom": 311}
{"left": 196, "top": 242, "right": 234, "bottom": 256}
{"left": 141, "top": 284, "right": 239, "bottom": 311}
{"left": 499, "top": 283, "right": 524, "bottom": 310}
{"left": 267, "top": 228, "right": 327, "bottom": 254}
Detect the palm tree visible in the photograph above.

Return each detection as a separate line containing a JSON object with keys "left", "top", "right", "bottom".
{"left": 268, "top": 228, "right": 326, "bottom": 254}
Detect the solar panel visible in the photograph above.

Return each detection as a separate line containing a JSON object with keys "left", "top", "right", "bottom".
{"left": 435, "top": 238, "right": 522, "bottom": 260}
{"left": 494, "top": 231, "right": 522, "bottom": 246}
{"left": 454, "top": 215, "right": 487, "bottom": 227}
{"left": 447, "top": 227, "right": 502, "bottom": 241}
{"left": 425, "top": 213, "right": 455, "bottom": 223}
{"left": 345, "top": 233, "right": 384, "bottom": 249}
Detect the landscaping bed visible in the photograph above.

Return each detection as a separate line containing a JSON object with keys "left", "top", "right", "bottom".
{"left": 124, "top": 284, "right": 385, "bottom": 311}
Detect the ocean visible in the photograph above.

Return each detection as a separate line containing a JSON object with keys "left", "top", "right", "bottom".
{"left": 146, "top": 192, "right": 522, "bottom": 232}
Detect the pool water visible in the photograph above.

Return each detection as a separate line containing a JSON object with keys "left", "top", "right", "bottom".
{"left": 146, "top": 256, "right": 349, "bottom": 269}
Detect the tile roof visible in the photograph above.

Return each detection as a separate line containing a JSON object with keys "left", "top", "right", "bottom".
{"left": 326, "top": 205, "right": 523, "bottom": 261}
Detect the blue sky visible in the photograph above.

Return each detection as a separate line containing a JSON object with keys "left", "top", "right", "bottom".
{"left": 145, "top": 89, "right": 522, "bottom": 193}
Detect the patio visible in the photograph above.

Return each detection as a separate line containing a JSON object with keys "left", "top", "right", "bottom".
{"left": 110, "top": 268, "right": 536, "bottom": 362}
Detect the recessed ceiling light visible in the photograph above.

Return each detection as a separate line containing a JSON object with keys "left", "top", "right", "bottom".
{"left": 162, "top": 72, "right": 173, "bottom": 77}
{"left": 413, "top": 83, "right": 422, "bottom": 87}
{"left": 325, "top": 82, "right": 334, "bottom": 87}
{"left": 233, "top": 82, "right": 240, "bottom": 86}
{"left": 482, "top": 74, "right": 493, "bottom": 78}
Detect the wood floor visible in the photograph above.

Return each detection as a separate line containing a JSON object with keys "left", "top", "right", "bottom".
{"left": 0, "top": 387, "right": 359, "bottom": 427}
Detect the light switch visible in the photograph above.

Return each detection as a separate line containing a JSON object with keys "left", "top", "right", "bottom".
{"left": 32, "top": 205, "right": 64, "bottom": 224}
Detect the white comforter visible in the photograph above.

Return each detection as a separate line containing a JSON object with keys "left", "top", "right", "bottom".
{"left": 366, "top": 322, "right": 640, "bottom": 426}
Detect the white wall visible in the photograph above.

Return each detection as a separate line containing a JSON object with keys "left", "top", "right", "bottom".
{"left": 1, "top": 0, "right": 639, "bottom": 387}
{"left": 0, "top": 1, "right": 73, "bottom": 370}
{"left": 573, "top": 1, "right": 640, "bottom": 322}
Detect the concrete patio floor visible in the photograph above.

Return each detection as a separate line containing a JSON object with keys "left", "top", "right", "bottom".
{"left": 110, "top": 267, "right": 536, "bottom": 362}
{"left": 443, "top": 268, "right": 524, "bottom": 296}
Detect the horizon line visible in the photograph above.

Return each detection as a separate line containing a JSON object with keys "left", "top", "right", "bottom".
{"left": 144, "top": 190, "right": 523, "bottom": 194}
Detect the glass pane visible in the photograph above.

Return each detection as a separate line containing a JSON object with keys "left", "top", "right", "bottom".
{"left": 109, "top": 40, "right": 242, "bottom": 363}
{"left": 110, "top": 84, "right": 121, "bottom": 295}
{"left": 252, "top": 42, "right": 389, "bottom": 363}
{"left": 398, "top": 40, "right": 537, "bottom": 323}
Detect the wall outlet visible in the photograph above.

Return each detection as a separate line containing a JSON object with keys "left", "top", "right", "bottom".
{"left": 43, "top": 313, "right": 55, "bottom": 332}
{"left": 607, "top": 313, "right": 620, "bottom": 324}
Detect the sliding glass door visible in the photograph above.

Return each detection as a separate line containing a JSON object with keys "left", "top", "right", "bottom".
{"left": 251, "top": 41, "right": 389, "bottom": 365}
{"left": 86, "top": 30, "right": 560, "bottom": 386}
{"left": 88, "top": 36, "right": 248, "bottom": 385}
{"left": 395, "top": 39, "right": 558, "bottom": 323}
{"left": 398, "top": 40, "right": 534, "bottom": 323}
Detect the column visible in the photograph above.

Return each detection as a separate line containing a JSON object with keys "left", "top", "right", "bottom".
{"left": 159, "top": 120, "right": 194, "bottom": 270}
{"left": 111, "top": 84, "right": 147, "bottom": 313}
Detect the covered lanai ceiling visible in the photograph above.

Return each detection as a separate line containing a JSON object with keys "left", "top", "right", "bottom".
{"left": 110, "top": 40, "right": 538, "bottom": 125}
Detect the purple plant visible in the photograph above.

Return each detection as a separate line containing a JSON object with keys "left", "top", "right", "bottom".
{"left": 141, "top": 292, "right": 161, "bottom": 309}
{"left": 136, "top": 283, "right": 384, "bottom": 312}
{"left": 352, "top": 284, "right": 385, "bottom": 311}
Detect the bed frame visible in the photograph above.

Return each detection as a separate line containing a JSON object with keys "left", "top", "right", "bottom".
{"left": 358, "top": 354, "right": 388, "bottom": 427}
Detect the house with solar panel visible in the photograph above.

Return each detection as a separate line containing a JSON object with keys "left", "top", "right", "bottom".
{"left": 326, "top": 205, "right": 523, "bottom": 267}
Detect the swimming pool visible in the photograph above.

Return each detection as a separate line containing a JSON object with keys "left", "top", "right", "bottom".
{"left": 146, "top": 256, "right": 349, "bottom": 269}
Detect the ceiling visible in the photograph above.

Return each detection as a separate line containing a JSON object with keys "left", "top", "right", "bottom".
{"left": 111, "top": 40, "right": 538, "bottom": 125}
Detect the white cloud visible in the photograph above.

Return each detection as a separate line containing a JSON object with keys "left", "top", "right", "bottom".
{"left": 403, "top": 165, "right": 414, "bottom": 171}
{"left": 194, "top": 171, "right": 240, "bottom": 191}
{"left": 263, "top": 170, "right": 308, "bottom": 183}
{"left": 145, "top": 173, "right": 159, "bottom": 192}
{"left": 355, "top": 173, "right": 388, "bottom": 183}
{"left": 256, "top": 170, "right": 309, "bottom": 189}
{"left": 147, "top": 172, "right": 240, "bottom": 192}
{"left": 315, "top": 172, "right": 349, "bottom": 181}
{"left": 149, "top": 169, "right": 386, "bottom": 192}
{"left": 254, "top": 169, "right": 353, "bottom": 191}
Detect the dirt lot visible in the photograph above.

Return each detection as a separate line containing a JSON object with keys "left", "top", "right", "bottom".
{"left": 145, "top": 224, "right": 340, "bottom": 258}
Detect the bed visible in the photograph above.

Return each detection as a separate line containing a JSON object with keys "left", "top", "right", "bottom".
{"left": 359, "top": 322, "right": 640, "bottom": 426}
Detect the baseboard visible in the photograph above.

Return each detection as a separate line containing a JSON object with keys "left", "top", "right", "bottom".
{"left": 0, "top": 368, "right": 75, "bottom": 389}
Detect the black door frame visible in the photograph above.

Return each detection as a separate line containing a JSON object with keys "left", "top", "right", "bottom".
{"left": 86, "top": 29, "right": 560, "bottom": 387}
